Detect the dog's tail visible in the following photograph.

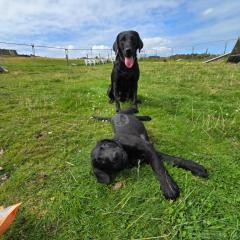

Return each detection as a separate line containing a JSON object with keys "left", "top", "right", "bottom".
{"left": 136, "top": 116, "right": 151, "bottom": 121}
{"left": 92, "top": 116, "right": 111, "bottom": 122}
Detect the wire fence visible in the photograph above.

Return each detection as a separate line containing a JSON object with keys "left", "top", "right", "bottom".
{"left": 140, "top": 38, "right": 237, "bottom": 58}
{"left": 0, "top": 38, "right": 238, "bottom": 65}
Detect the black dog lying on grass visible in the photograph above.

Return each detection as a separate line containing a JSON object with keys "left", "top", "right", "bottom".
{"left": 91, "top": 110, "right": 208, "bottom": 200}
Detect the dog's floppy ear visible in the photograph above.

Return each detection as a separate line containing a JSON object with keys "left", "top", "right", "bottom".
{"left": 113, "top": 34, "right": 119, "bottom": 53}
{"left": 93, "top": 168, "right": 111, "bottom": 184}
{"left": 136, "top": 33, "right": 143, "bottom": 52}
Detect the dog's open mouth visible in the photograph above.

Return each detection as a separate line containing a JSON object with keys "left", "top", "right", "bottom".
{"left": 124, "top": 56, "right": 134, "bottom": 68}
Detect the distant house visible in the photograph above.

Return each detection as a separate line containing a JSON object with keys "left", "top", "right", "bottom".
{"left": 0, "top": 48, "right": 18, "bottom": 56}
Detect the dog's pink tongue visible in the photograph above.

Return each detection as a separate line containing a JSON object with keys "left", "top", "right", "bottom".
{"left": 124, "top": 57, "right": 134, "bottom": 68}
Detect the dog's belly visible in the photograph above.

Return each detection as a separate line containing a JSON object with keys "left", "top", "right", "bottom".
{"left": 113, "top": 114, "right": 130, "bottom": 128}
{"left": 112, "top": 114, "right": 149, "bottom": 139}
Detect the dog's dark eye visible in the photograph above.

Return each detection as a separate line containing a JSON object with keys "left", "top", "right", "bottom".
{"left": 100, "top": 143, "right": 108, "bottom": 149}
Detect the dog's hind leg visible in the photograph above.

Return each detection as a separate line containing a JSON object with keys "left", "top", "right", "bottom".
{"left": 107, "top": 85, "right": 114, "bottom": 103}
{"left": 113, "top": 82, "right": 121, "bottom": 112}
{"left": 158, "top": 152, "right": 208, "bottom": 178}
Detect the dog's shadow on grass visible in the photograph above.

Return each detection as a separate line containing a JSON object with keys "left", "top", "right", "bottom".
{"left": 106, "top": 94, "right": 181, "bottom": 118}
{"left": 139, "top": 94, "right": 175, "bottom": 109}
{"left": 138, "top": 95, "right": 161, "bottom": 107}
{"left": 106, "top": 94, "right": 167, "bottom": 110}
{"left": 137, "top": 94, "right": 185, "bottom": 116}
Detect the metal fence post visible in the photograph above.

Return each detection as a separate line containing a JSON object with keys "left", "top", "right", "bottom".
{"left": 31, "top": 44, "right": 35, "bottom": 56}
{"left": 65, "top": 48, "right": 69, "bottom": 65}
{"left": 224, "top": 41, "right": 228, "bottom": 54}
{"left": 192, "top": 46, "right": 195, "bottom": 54}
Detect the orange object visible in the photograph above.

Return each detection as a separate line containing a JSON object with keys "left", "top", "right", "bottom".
{"left": 0, "top": 203, "right": 21, "bottom": 236}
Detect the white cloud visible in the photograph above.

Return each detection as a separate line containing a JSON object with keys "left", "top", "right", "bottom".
{"left": 143, "top": 37, "right": 171, "bottom": 50}
{"left": 172, "top": 1, "right": 240, "bottom": 48}
{"left": 67, "top": 45, "right": 75, "bottom": 49}
{"left": 188, "top": 1, "right": 239, "bottom": 21}
{"left": 0, "top": 0, "right": 180, "bottom": 40}
{"left": 139, "top": 37, "right": 172, "bottom": 56}
{"left": 0, "top": 0, "right": 182, "bottom": 51}
{"left": 202, "top": 8, "right": 213, "bottom": 16}
{"left": 92, "top": 45, "right": 111, "bottom": 50}
{"left": 156, "top": 47, "right": 172, "bottom": 53}
{"left": 0, "top": 0, "right": 239, "bottom": 56}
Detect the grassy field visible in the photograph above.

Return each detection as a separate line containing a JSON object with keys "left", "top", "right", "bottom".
{"left": 0, "top": 57, "right": 240, "bottom": 239}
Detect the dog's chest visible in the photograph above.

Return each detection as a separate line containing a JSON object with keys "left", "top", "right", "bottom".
{"left": 117, "top": 72, "right": 136, "bottom": 91}
{"left": 118, "top": 71, "right": 135, "bottom": 81}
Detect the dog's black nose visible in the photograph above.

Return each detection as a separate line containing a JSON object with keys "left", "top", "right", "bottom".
{"left": 113, "top": 151, "right": 120, "bottom": 160}
{"left": 125, "top": 48, "right": 132, "bottom": 56}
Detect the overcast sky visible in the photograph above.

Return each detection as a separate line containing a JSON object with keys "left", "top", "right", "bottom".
{"left": 0, "top": 0, "right": 239, "bottom": 56}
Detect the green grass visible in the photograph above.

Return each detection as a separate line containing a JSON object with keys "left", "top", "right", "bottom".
{"left": 0, "top": 57, "right": 240, "bottom": 239}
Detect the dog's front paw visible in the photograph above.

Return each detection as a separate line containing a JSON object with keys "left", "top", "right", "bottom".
{"left": 160, "top": 174, "right": 180, "bottom": 200}
{"left": 132, "top": 105, "right": 138, "bottom": 113}
{"left": 134, "top": 108, "right": 139, "bottom": 113}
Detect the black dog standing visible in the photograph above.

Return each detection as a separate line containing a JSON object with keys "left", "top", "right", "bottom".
{"left": 107, "top": 31, "right": 143, "bottom": 113}
{"left": 91, "top": 112, "right": 208, "bottom": 200}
